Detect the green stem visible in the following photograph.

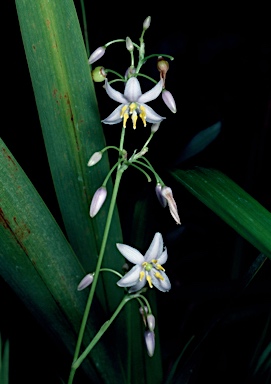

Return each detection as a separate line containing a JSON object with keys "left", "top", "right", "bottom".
{"left": 68, "top": 127, "right": 127, "bottom": 384}
{"left": 79, "top": 0, "right": 90, "bottom": 56}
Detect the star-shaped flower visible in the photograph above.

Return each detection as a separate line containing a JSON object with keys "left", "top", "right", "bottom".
{"left": 116, "top": 232, "right": 171, "bottom": 292}
{"left": 102, "top": 77, "right": 165, "bottom": 129}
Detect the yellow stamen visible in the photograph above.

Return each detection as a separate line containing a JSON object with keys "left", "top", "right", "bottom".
{"left": 154, "top": 272, "right": 164, "bottom": 280}
{"left": 139, "top": 271, "right": 145, "bottom": 281}
{"left": 120, "top": 105, "right": 128, "bottom": 117}
{"left": 152, "top": 259, "right": 157, "bottom": 263}
{"left": 139, "top": 105, "right": 147, "bottom": 127}
{"left": 142, "top": 262, "right": 147, "bottom": 267}
{"left": 129, "top": 102, "right": 137, "bottom": 113}
{"left": 131, "top": 111, "right": 138, "bottom": 129}
{"left": 156, "top": 264, "right": 165, "bottom": 271}
{"left": 146, "top": 275, "right": 153, "bottom": 288}
{"left": 123, "top": 112, "right": 129, "bottom": 128}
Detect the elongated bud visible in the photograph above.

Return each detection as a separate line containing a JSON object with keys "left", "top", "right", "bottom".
{"left": 89, "top": 187, "right": 107, "bottom": 218}
{"left": 143, "top": 16, "right": 151, "bottom": 30}
{"left": 147, "top": 314, "right": 155, "bottom": 331}
{"left": 155, "top": 184, "right": 167, "bottom": 208}
{"left": 161, "top": 186, "right": 181, "bottom": 225}
{"left": 162, "top": 90, "right": 177, "bottom": 113}
{"left": 77, "top": 273, "right": 94, "bottom": 291}
{"left": 87, "top": 151, "right": 102, "bottom": 166}
{"left": 125, "top": 66, "right": 136, "bottom": 80}
{"left": 139, "top": 306, "right": 149, "bottom": 326}
{"left": 88, "top": 46, "right": 106, "bottom": 64}
{"left": 126, "top": 36, "right": 134, "bottom": 52}
{"left": 144, "top": 330, "right": 155, "bottom": 357}
{"left": 92, "top": 66, "right": 107, "bottom": 82}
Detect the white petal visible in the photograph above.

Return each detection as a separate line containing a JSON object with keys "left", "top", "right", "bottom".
{"left": 151, "top": 270, "right": 171, "bottom": 292}
{"left": 128, "top": 275, "right": 147, "bottom": 293}
{"left": 116, "top": 243, "right": 145, "bottom": 264}
{"left": 102, "top": 105, "right": 124, "bottom": 125}
{"left": 137, "top": 79, "right": 163, "bottom": 103}
{"left": 124, "top": 77, "right": 142, "bottom": 102}
{"left": 144, "top": 233, "right": 163, "bottom": 262}
{"left": 143, "top": 104, "right": 166, "bottom": 124}
{"left": 105, "top": 80, "right": 128, "bottom": 104}
{"left": 116, "top": 265, "right": 141, "bottom": 287}
{"left": 157, "top": 248, "right": 168, "bottom": 265}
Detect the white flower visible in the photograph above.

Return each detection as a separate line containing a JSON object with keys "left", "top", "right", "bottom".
{"left": 116, "top": 232, "right": 171, "bottom": 293}
{"left": 102, "top": 77, "right": 165, "bottom": 129}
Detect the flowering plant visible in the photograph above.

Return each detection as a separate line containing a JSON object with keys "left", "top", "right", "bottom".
{"left": 1, "top": 3, "right": 271, "bottom": 384}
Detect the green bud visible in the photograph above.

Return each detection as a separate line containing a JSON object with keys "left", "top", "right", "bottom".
{"left": 91, "top": 66, "right": 107, "bottom": 82}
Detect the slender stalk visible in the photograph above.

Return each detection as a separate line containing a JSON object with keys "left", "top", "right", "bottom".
{"left": 79, "top": 0, "right": 90, "bottom": 56}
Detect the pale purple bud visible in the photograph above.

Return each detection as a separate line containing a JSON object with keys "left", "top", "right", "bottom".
{"left": 147, "top": 314, "right": 155, "bottom": 331}
{"left": 88, "top": 46, "right": 106, "bottom": 65}
{"left": 162, "top": 90, "right": 177, "bottom": 113}
{"left": 151, "top": 122, "right": 161, "bottom": 133}
{"left": 125, "top": 66, "right": 136, "bottom": 80}
{"left": 143, "top": 16, "right": 151, "bottom": 30}
{"left": 77, "top": 273, "right": 94, "bottom": 291}
{"left": 161, "top": 186, "right": 181, "bottom": 225}
{"left": 155, "top": 184, "right": 167, "bottom": 208}
{"left": 87, "top": 151, "right": 102, "bottom": 166}
{"left": 89, "top": 187, "right": 107, "bottom": 218}
{"left": 139, "top": 306, "right": 149, "bottom": 315}
{"left": 126, "top": 37, "right": 134, "bottom": 52}
{"left": 144, "top": 330, "right": 155, "bottom": 357}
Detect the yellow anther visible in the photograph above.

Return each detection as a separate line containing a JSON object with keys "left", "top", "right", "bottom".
{"left": 151, "top": 259, "right": 157, "bottom": 263}
{"left": 139, "top": 271, "right": 145, "bottom": 281}
{"left": 139, "top": 106, "right": 147, "bottom": 127}
{"left": 120, "top": 105, "right": 128, "bottom": 117}
{"left": 154, "top": 272, "right": 164, "bottom": 280}
{"left": 131, "top": 111, "right": 138, "bottom": 129}
{"left": 142, "top": 262, "right": 147, "bottom": 267}
{"left": 156, "top": 264, "right": 165, "bottom": 271}
{"left": 146, "top": 275, "right": 153, "bottom": 288}
{"left": 123, "top": 112, "right": 129, "bottom": 128}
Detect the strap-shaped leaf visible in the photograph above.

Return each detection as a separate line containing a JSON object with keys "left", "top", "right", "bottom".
{"left": 171, "top": 167, "right": 271, "bottom": 259}
{"left": 0, "top": 140, "right": 124, "bottom": 382}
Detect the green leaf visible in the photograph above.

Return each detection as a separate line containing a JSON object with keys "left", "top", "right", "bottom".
{"left": 0, "top": 140, "right": 123, "bottom": 383}
{"left": 171, "top": 167, "right": 271, "bottom": 259}
{"left": 14, "top": 0, "right": 124, "bottom": 313}
{"left": 0, "top": 335, "right": 9, "bottom": 384}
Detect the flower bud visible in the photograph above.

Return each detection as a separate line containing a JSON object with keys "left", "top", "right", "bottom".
{"left": 162, "top": 90, "right": 177, "bottom": 113}
{"left": 77, "top": 273, "right": 94, "bottom": 291}
{"left": 155, "top": 184, "right": 167, "bottom": 208}
{"left": 139, "top": 306, "right": 149, "bottom": 326}
{"left": 88, "top": 46, "right": 106, "bottom": 64}
{"left": 125, "top": 66, "right": 136, "bottom": 80}
{"left": 91, "top": 66, "right": 107, "bottom": 82}
{"left": 144, "top": 330, "right": 155, "bottom": 357}
{"left": 157, "top": 56, "right": 169, "bottom": 76}
{"left": 89, "top": 187, "right": 107, "bottom": 218}
{"left": 161, "top": 186, "right": 181, "bottom": 225}
{"left": 87, "top": 151, "right": 102, "bottom": 166}
{"left": 126, "top": 37, "right": 134, "bottom": 52}
{"left": 147, "top": 314, "right": 155, "bottom": 331}
{"left": 143, "top": 16, "right": 151, "bottom": 30}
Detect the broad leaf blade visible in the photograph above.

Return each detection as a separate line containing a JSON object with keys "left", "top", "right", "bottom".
{"left": 171, "top": 167, "right": 271, "bottom": 259}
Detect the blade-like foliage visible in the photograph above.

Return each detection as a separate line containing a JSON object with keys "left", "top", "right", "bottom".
{"left": 171, "top": 167, "right": 271, "bottom": 259}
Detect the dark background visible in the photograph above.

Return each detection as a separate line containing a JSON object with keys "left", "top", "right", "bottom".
{"left": 2, "top": 4, "right": 271, "bottom": 384}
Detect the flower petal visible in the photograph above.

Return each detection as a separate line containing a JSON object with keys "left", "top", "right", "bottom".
{"left": 143, "top": 104, "right": 165, "bottom": 124}
{"left": 157, "top": 248, "right": 168, "bottom": 265}
{"left": 124, "top": 77, "right": 142, "bottom": 102}
{"left": 137, "top": 79, "right": 163, "bottom": 103}
{"left": 116, "top": 265, "right": 141, "bottom": 287}
{"left": 102, "top": 105, "right": 124, "bottom": 125}
{"left": 104, "top": 79, "right": 128, "bottom": 104}
{"left": 128, "top": 275, "right": 147, "bottom": 293}
{"left": 144, "top": 232, "right": 163, "bottom": 262}
{"left": 116, "top": 243, "right": 145, "bottom": 264}
{"left": 150, "top": 270, "right": 171, "bottom": 292}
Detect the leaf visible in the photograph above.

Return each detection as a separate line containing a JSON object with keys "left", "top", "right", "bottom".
{"left": 174, "top": 121, "right": 221, "bottom": 164}
{"left": 0, "top": 335, "right": 9, "bottom": 384}
{"left": 0, "top": 140, "right": 123, "bottom": 383}
{"left": 171, "top": 167, "right": 271, "bottom": 259}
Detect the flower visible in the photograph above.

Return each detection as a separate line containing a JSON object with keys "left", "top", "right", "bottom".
{"left": 161, "top": 186, "right": 181, "bottom": 225}
{"left": 77, "top": 273, "right": 94, "bottom": 291}
{"left": 101, "top": 77, "right": 165, "bottom": 129}
{"left": 88, "top": 46, "right": 106, "bottom": 64}
{"left": 89, "top": 187, "right": 107, "bottom": 218}
{"left": 144, "top": 330, "right": 155, "bottom": 357}
{"left": 116, "top": 232, "right": 171, "bottom": 292}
